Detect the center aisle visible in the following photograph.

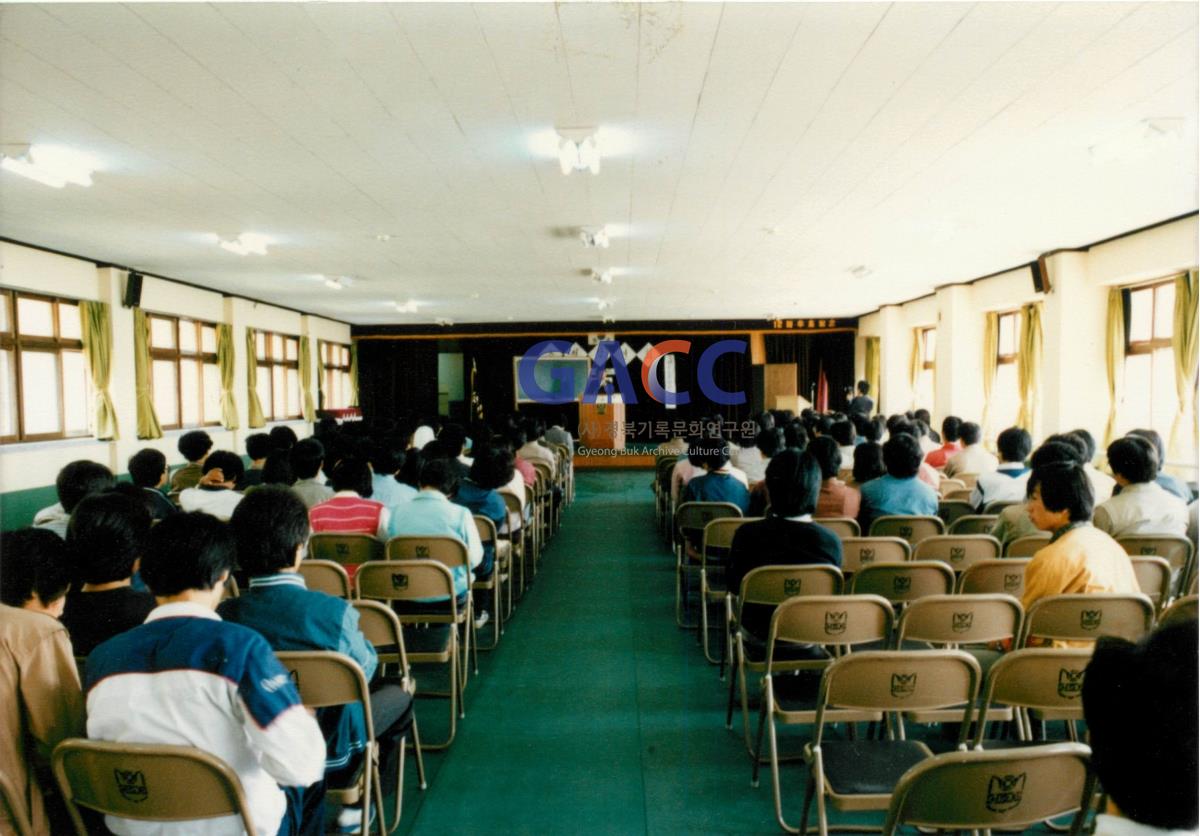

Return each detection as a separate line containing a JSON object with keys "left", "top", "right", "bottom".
{"left": 398, "top": 470, "right": 782, "bottom": 835}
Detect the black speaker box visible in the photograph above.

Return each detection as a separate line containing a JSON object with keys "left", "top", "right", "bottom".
{"left": 1030, "top": 256, "right": 1051, "bottom": 294}
{"left": 123, "top": 271, "right": 143, "bottom": 308}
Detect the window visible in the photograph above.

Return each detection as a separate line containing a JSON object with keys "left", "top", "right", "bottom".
{"left": 256, "top": 330, "right": 301, "bottom": 422}
{"left": 914, "top": 327, "right": 935, "bottom": 410}
{"left": 321, "top": 342, "right": 352, "bottom": 410}
{"left": 991, "top": 310, "right": 1022, "bottom": 431}
{"left": 1122, "top": 280, "right": 1183, "bottom": 440}
{"left": 148, "top": 314, "right": 220, "bottom": 430}
{"left": 0, "top": 289, "right": 92, "bottom": 442}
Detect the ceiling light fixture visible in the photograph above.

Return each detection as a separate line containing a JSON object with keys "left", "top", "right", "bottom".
{"left": 557, "top": 127, "right": 601, "bottom": 175}
{"left": 0, "top": 143, "right": 98, "bottom": 188}
{"left": 324, "top": 277, "right": 344, "bottom": 291}
{"left": 601, "top": 314, "right": 616, "bottom": 324}
{"left": 435, "top": 317, "right": 454, "bottom": 327}
{"left": 591, "top": 269, "right": 613, "bottom": 285}
{"left": 394, "top": 300, "right": 419, "bottom": 314}
{"left": 208, "top": 232, "right": 273, "bottom": 256}
{"left": 580, "top": 226, "right": 610, "bottom": 248}
{"left": 597, "top": 299, "right": 612, "bottom": 311}
{"left": 848, "top": 265, "right": 873, "bottom": 279}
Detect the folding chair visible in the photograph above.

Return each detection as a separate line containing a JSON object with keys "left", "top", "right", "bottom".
{"left": 869, "top": 515, "right": 945, "bottom": 546}
{"left": 471, "top": 515, "right": 508, "bottom": 649}
{"left": 1019, "top": 593, "right": 1155, "bottom": 648}
{"left": 298, "top": 559, "right": 351, "bottom": 598}
{"left": 937, "top": 499, "right": 976, "bottom": 526}
{"left": 958, "top": 558, "right": 1032, "bottom": 597}
{"left": 850, "top": 561, "right": 955, "bottom": 608}
{"left": 954, "top": 473, "right": 981, "bottom": 490}
{"left": 912, "top": 534, "right": 1002, "bottom": 574}
{"left": 881, "top": 743, "right": 1096, "bottom": 836}
{"left": 799, "top": 650, "right": 982, "bottom": 836}
{"left": 654, "top": 456, "right": 679, "bottom": 537}
{"left": 276, "top": 651, "right": 387, "bottom": 835}
{"left": 386, "top": 535, "right": 477, "bottom": 681}
{"left": 938, "top": 478, "right": 967, "bottom": 497}
{"left": 0, "top": 770, "right": 33, "bottom": 836}
{"left": 308, "top": 533, "right": 385, "bottom": 580}
{"left": 813, "top": 517, "right": 860, "bottom": 539}
{"left": 984, "top": 499, "right": 1022, "bottom": 515}
{"left": 725, "top": 565, "right": 845, "bottom": 754}
{"left": 948, "top": 514, "right": 998, "bottom": 535}
{"left": 1130, "top": 555, "right": 1173, "bottom": 614}
{"left": 699, "top": 516, "right": 755, "bottom": 665}
{"left": 839, "top": 536, "right": 911, "bottom": 576}
{"left": 973, "top": 647, "right": 1095, "bottom": 745}
{"left": 1006, "top": 532, "right": 1052, "bottom": 557}
{"left": 356, "top": 560, "right": 462, "bottom": 750}
{"left": 753, "top": 595, "right": 895, "bottom": 830}
{"left": 221, "top": 574, "right": 239, "bottom": 600}
{"left": 1159, "top": 593, "right": 1198, "bottom": 626}
{"left": 674, "top": 501, "right": 742, "bottom": 627}
{"left": 497, "top": 490, "right": 529, "bottom": 599}
{"left": 53, "top": 739, "right": 256, "bottom": 836}
{"left": 1116, "top": 534, "right": 1195, "bottom": 598}
{"left": 531, "top": 462, "right": 555, "bottom": 547}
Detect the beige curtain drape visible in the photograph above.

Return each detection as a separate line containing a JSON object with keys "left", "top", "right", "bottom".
{"left": 1168, "top": 269, "right": 1199, "bottom": 462}
{"left": 217, "top": 324, "right": 239, "bottom": 430}
{"left": 980, "top": 311, "right": 999, "bottom": 443}
{"left": 1015, "top": 302, "right": 1043, "bottom": 433}
{"left": 245, "top": 328, "right": 266, "bottom": 428}
{"left": 1103, "top": 288, "right": 1125, "bottom": 446}
{"left": 79, "top": 300, "right": 119, "bottom": 440}
{"left": 349, "top": 341, "right": 359, "bottom": 408}
{"left": 908, "top": 328, "right": 922, "bottom": 409}
{"left": 864, "top": 337, "right": 881, "bottom": 414}
{"left": 299, "top": 336, "right": 316, "bottom": 422}
{"left": 132, "top": 308, "right": 162, "bottom": 439}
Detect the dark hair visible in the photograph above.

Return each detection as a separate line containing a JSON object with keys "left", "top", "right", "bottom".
{"left": 245, "top": 433, "right": 273, "bottom": 461}
{"left": 814, "top": 415, "right": 834, "bottom": 437}
{"left": 783, "top": 422, "right": 809, "bottom": 452}
{"left": 1083, "top": 623, "right": 1198, "bottom": 831}
{"left": 507, "top": 426, "right": 528, "bottom": 449}
{"left": 1127, "top": 429, "right": 1166, "bottom": 475}
{"left": 368, "top": 441, "right": 403, "bottom": 476}
{"left": 889, "top": 420, "right": 919, "bottom": 440}
{"left": 808, "top": 436, "right": 842, "bottom": 480}
{"left": 177, "top": 430, "right": 213, "bottom": 462}
{"left": 996, "top": 427, "right": 1032, "bottom": 463}
{"left": 290, "top": 438, "right": 325, "bottom": 480}
{"left": 140, "top": 512, "right": 236, "bottom": 596}
{"left": 764, "top": 449, "right": 821, "bottom": 517}
{"left": 1043, "top": 433, "right": 1089, "bottom": 464}
{"left": 882, "top": 434, "right": 923, "bottom": 479}
{"left": 419, "top": 457, "right": 459, "bottom": 495}
{"left": 857, "top": 380, "right": 870, "bottom": 395}
{"left": 203, "top": 450, "right": 245, "bottom": 485}
{"left": 861, "top": 416, "right": 884, "bottom": 443}
{"left": 56, "top": 460, "right": 115, "bottom": 513}
{"left": 940, "top": 416, "right": 962, "bottom": 443}
{"left": 685, "top": 436, "right": 708, "bottom": 467}
{"left": 261, "top": 450, "right": 295, "bottom": 486}
{"left": 1107, "top": 436, "right": 1158, "bottom": 484}
{"left": 1070, "top": 429, "right": 1097, "bottom": 462}
{"left": 958, "top": 422, "right": 981, "bottom": 446}
{"left": 702, "top": 438, "right": 730, "bottom": 470}
{"left": 127, "top": 448, "right": 167, "bottom": 489}
{"left": 399, "top": 447, "right": 424, "bottom": 488}
{"left": 853, "top": 442, "right": 886, "bottom": 484}
{"left": 1028, "top": 462, "right": 1093, "bottom": 522}
{"left": 67, "top": 491, "right": 152, "bottom": 584}
{"left": 755, "top": 427, "right": 784, "bottom": 458}
{"left": 229, "top": 486, "right": 310, "bottom": 577}
{"left": 0, "top": 528, "right": 72, "bottom": 607}
{"left": 829, "top": 420, "right": 855, "bottom": 447}
{"left": 439, "top": 423, "right": 468, "bottom": 455}
{"left": 914, "top": 408, "right": 932, "bottom": 426}
{"left": 330, "top": 457, "right": 373, "bottom": 496}
{"left": 269, "top": 425, "right": 298, "bottom": 452}
{"left": 470, "top": 445, "right": 515, "bottom": 491}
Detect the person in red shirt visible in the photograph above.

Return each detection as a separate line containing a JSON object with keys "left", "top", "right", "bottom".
{"left": 923, "top": 415, "right": 964, "bottom": 469}
{"left": 309, "top": 458, "right": 388, "bottom": 582}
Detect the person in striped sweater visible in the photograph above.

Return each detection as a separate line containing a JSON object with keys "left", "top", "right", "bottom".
{"left": 309, "top": 458, "right": 389, "bottom": 583}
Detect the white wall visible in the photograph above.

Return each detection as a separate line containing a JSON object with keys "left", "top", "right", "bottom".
{"left": 0, "top": 241, "right": 351, "bottom": 492}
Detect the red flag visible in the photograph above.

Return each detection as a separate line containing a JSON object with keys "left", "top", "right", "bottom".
{"left": 816, "top": 361, "right": 829, "bottom": 412}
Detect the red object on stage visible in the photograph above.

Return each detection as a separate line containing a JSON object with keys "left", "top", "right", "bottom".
{"left": 816, "top": 362, "right": 829, "bottom": 412}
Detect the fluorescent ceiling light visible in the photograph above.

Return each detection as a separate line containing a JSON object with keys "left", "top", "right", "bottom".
{"left": 324, "top": 277, "right": 344, "bottom": 290}
{"left": 591, "top": 269, "right": 613, "bottom": 285}
{"left": 0, "top": 144, "right": 98, "bottom": 188}
{"left": 208, "top": 231, "right": 273, "bottom": 256}
{"left": 394, "top": 300, "right": 419, "bottom": 313}
{"left": 580, "top": 226, "right": 611, "bottom": 248}
{"left": 558, "top": 130, "right": 600, "bottom": 175}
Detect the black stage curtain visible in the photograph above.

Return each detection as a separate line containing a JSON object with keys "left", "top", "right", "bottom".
{"left": 765, "top": 332, "right": 855, "bottom": 411}
{"left": 356, "top": 339, "right": 439, "bottom": 424}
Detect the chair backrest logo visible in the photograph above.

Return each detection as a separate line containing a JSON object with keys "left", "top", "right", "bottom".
{"left": 860, "top": 548, "right": 875, "bottom": 564}
{"left": 1003, "top": 573, "right": 1021, "bottom": 592}
{"left": 890, "top": 672, "right": 917, "bottom": 698}
{"left": 824, "top": 611, "right": 847, "bottom": 635}
{"left": 951, "top": 612, "right": 973, "bottom": 633}
{"left": 1080, "top": 610, "right": 1102, "bottom": 631}
{"left": 899, "top": 525, "right": 914, "bottom": 538}
{"left": 893, "top": 576, "right": 912, "bottom": 593}
{"left": 1057, "top": 668, "right": 1084, "bottom": 699}
{"left": 114, "top": 769, "right": 147, "bottom": 803}
{"left": 415, "top": 545, "right": 430, "bottom": 558}
{"left": 391, "top": 573, "right": 409, "bottom": 590}
{"left": 986, "top": 773, "right": 1026, "bottom": 812}
{"left": 783, "top": 578, "right": 802, "bottom": 596}
{"left": 1139, "top": 546, "right": 1157, "bottom": 555}
{"left": 335, "top": 544, "right": 350, "bottom": 557}
{"left": 950, "top": 546, "right": 966, "bottom": 563}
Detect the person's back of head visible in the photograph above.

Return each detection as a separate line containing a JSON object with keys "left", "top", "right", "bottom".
{"left": 177, "top": 430, "right": 213, "bottom": 464}
{"left": 67, "top": 491, "right": 152, "bottom": 585}
{"left": 1107, "top": 436, "right": 1158, "bottom": 485}
{"left": 368, "top": 441, "right": 402, "bottom": 477}
{"left": 261, "top": 450, "right": 296, "bottom": 486}
{"left": 399, "top": 447, "right": 425, "bottom": 488}
{"left": 882, "top": 433, "right": 923, "bottom": 479}
{"left": 229, "top": 486, "right": 310, "bottom": 577}
{"left": 857, "top": 380, "right": 870, "bottom": 395}
{"left": 329, "top": 457, "right": 373, "bottom": 497}
{"left": 941, "top": 415, "right": 963, "bottom": 443}
{"left": 56, "top": 460, "right": 115, "bottom": 513}
{"left": 522, "top": 418, "right": 544, "bottom": 441}
{"left": 755, "top": 427, "right": 784, "bottom": 459}
{"left": 783, "top": 421, "right": 809, "bottom": 452}
{"left": 755, "top": 411, "right": 776, "bottom": 432}
{"left": 913, "top": 408, "right": 931, "bottom": 427}
{"left": 140, "top": 512, "right": 236, "bottom": 598}
{"left": 1069, "top": 428, "right": 1097, "bottom": 463}
{"left": 244, "top": 433, "right": 272, "bottom": 462}
{"left": 268, "top": 425, "right": 298, "bottom": 452}
{"left": 419, "top": 457, "right": 459, "bottom": 496}
{"left": 439, "top": 423, "right": 468, "bottom": 455}
{"left": 849, "top": 412, "right": 869, "bottom": 437}
{"left": 702, "top": 437, "right": 731, "bottom": 471}
{"left": 128, "top": 448, "right": 167, "bottom": 489}
{"left": 1083, "top": 622, "right": 1198, "bottom": 832}
{"left": 958, "top": 422, "right": 982, "bottom": 446}
{"left": 290, "top": 438, "right": 325, "bottom": 480}
{"left": 853, "top": 442, "right": 886, "bottom": 484}
{"left": 764, "top": 449, "right": 821, "bottom": 517}
{"left": 469, "top": 444, "right": 515, "bottom": 491}
{"left": 860, "top": 416, "right": 884, "bottom": 443}
{"left": 814, "top": 415, "right": 834, "bottom": 437}
{"left": 685, "top": 435, "right": 708, "bottom": 467}
{"left": 1127, "top": 429, "right": 1166, "bottom": 475}
{"left": 808, "top": 436, "right": 842, "bottom": 481}
{"left": 996, "top": 427, "right": 1032, "bottom": 464}
{"left": 829, "top": 420, "right": 855, "bottom": 447}
{"left": 203, "top": 450, "right": 245, "bottom": 487}
{"left": 1028, "top": 461, "right": 1093, "bottom": 523}
{"left": 1043, "top": 433, "right": 1089, "bottom": 465}
{"left": 507, "top": 425, "right": 528, "bottom": 450}
{"left": 0, "top": 528, "right": 72, "bottom": 611}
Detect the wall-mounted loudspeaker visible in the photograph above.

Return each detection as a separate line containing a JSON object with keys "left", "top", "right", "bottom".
{"left": 123, "top": 271, "right": 144, "bottom": 308}
{"left": 1030, "top": 255, "right": 1051, "bottom": 294}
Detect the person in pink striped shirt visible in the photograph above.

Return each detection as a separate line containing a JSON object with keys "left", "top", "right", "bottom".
{"left": 309, "top": 458, "right": 389, "bottom": 582}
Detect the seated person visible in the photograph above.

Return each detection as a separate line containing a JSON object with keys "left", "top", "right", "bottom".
{"left": 737, "top": 426, "right": 778, "bottom": 486}
{"left": 746, "top": 428, "right": 785, "bottom": 516}
{"left": 269, "top": 424, "right": 299, "bottom": 453}
{"left": 170, "top": 429, "right": 213, "bottom": 493}
{"left": 85, "top": 512, "right": 326, "bottom": 836}
{"left": 369, "top": 440, "right": 417, "bottom": 509}
{"left": 127, "top": 448, "right": 177, "bottom": 520}
{"left": 0, "top": 528, "right": 84, "bottom": 835}
{"left": 857, "top": 433, "right": 939, "bottom": 531}
{"left": 682, "top": 439, "right": 752, "bottom": 514}
{"left": 438, "top": 423, "right": 474, "bottom": 475}
{"left": 726, "top": 449, "right": 843, "bottom": 640}
{"left": 1083, "top": 622, "right": 1197, "bottom": 836}
{"left": 1127, "top": 428, "right": 1192, "bottom": 502}
{"left": 810, "top": 436, "right": 860, "bottom": 519}
{"left": 223, "top": 488, "right": 412, "bottom": 834}
{"left": 891, "top": 421, "right": 941, "bottom": 489}
{"left": 517, "top": 419, "right": 557, "bottom": 473}
{"left": 923, "top": 415, "right": 963, "bottom": 468}
{"left": 61, "top": 492, "right": 156, "bottom": 655}
{"left": 1071, "top": 427, "right": 1116, "bottom": 503}
{"left": 544, "top": 412, "right": 576, "bottom": 456}
{"left": 915, "top": 408, "right": 940, "bottom": 444}
{"left": 670, "top": 436, "right": 705, "bottom": 505}
{"left": 829, "top": 419, "right": 857, "bottom": 466}
{"left": 290, "top": 438, "right": 335, "bottom": 509}
{"left": 257, "top": 449, "right": 296, "bottom": 489}
{"left": 970, "top": 427, "right": 1032, "bottom": 511}
{"left": 452, "top": 444, "right": 513, "bottom": 628}
{"left": 1021, "top": 461, "right": 1139, "bottom": 643}
{"left": 237, "top": 432, "right": 273, "bottom": 490}
{"left": 33, "top": 460, "right": 114, "bottom": 539}
{"left": 310, "top": 457, "right": 390, "bottom": 539}
{"left": 178, "top": 450, "right": 245, "bottom": 521}
{"left": 1094, "top": 436, "right": 1189, "bottom": 538}
{"left": 989, "top": 439, "right": 1082, "bottom": 545}
{"left": 944, "top": 421, "right": 998, "bottom": 477}
{"left": 508, "top": 427, "right": 537, "bottom": 489}
{"left": 847, "top": 441, "right": 885, "bottom": 491}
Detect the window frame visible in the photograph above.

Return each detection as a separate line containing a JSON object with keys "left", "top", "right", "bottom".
{"left": 1120, "top": 278, "right": 1185, "bottom": 442}
{"left": 321, "top": 341, "right": 352, "bottom": 411}
{"left": 146, "top": 313, "right": 221, "bottom": 431}
{"left": 256, "top": 329, "right": 303, "bottom": 422}
{"left": 0, "top": 289, "right": 90, "bottom": 443}
{"left": 995, "top": 309, "right": 1022, "bottom": 367}
{"left": 1125, "top": 279, "right": 1174, "bottom": 356}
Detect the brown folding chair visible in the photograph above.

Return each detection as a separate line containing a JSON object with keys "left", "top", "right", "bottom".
{"left": 869, "top": 514, "right": 945, "bottom": 546}
{"left": 799, "top": 650, "right": 982, "bottom": 836}
{"left": 937, "top": 499, "right": 976, "bottom": 527}
{"left": 1160, "top": 593, "right": 1198, "bottom": 626}
{"left": 699, "top": 516, "right": 756, "bottom": 665}
{"left": 356, "top": 560, "right": 462, "bottom": 750}
{"left": 881, "top": 743, "right": 1096, "bottom": 835}
{"left": 948, "top": 514, "right": 999, "bottom": 535}
{"left": 308, "top": 533, "right": 385, "bottom": 574}
{"left": 1006, "top": 531, "right": 1052, "bottom": 557}
{"left": 813, "top": 517, "right": 860, "bottom": 539}
{"left": 497, "top": 489, "right": 529, "bottom": 599}
{"left": 1019, "top": 593, "right": 1155, "bottom": 648}
{"left": 1130, "top": 555, "right": 1173, "bottom": 614}
{"left": 53, "top": 739, "right": 256, "bottom": 835}
{"left": 913, "top": 534, "right": 1002, "bottom": 573}
{"left": 973, "top": 647, "right": 1095, "bottom": 745}
{"left": 984, "top": 498, "right": 1022, "bottom": 515}
{"left": 0, "top": 770, "right": 33, "bottom": 836}
{"left": 1117, "top": 534, "right": 1195, "bottom": 598}
{"left": 654, "top": 456, "right": 679, "bottom": 537}
{"left": 938, "top": 478, "right": 967, "bottom": 497}
{"left": 850, "top": 561, "right": 956, "bottom": 607}
{"left": 674, "top": 501, "right": 742, "bottom": 627}
{"left": 471, "top": 515, "right": 508, "bottom": 649}
{"left": 840, "top": 536, "right": 911, "bottom": 575}
{"left": 298, "top": 559, "right": 351, "bottom": 598}
{"left": 531, "top": 461, "right": 555, "bottom": 548}
{"left": 958, "top": 558, "right": 1032, "bottom": 597}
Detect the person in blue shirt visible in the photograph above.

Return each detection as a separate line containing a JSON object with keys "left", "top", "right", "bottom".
{"left": 369, "top": 439, "right": 418, "bottom": 510}
{"left": 858, "top": 432, "right": 940, "bottom": 532}
{"left": 451, "top": 442, "right": 511, "bottom": 627}
{"left": 682, "top": 438, "right": 752, "bottom": 514}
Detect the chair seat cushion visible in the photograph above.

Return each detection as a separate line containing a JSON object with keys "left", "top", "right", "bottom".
{"left": 821, "top": 740, "right": 930, "bottom": 796}
{"left": 771, "top": 670, "right": 824, "bottom": 711}
{"left": 400, "top": 624, "right": 453, "bottom": 654}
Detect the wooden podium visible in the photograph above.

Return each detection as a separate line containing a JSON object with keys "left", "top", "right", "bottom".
{"left": 579, "top": 396, "right": 624, "bottom": 449}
